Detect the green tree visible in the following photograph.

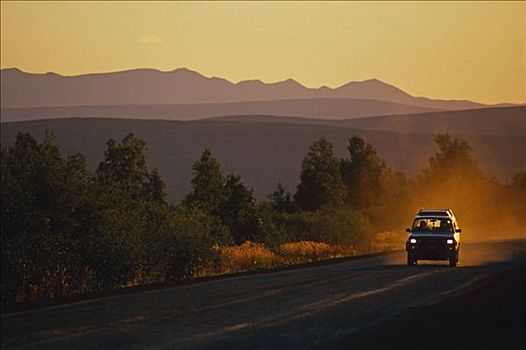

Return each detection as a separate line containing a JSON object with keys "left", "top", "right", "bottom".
{"left": 1, "top": 132, "right": 225, "bottom": 307}
{"left": 286, "top": 206, "right": 372, "bottom": 247}
{"left": 221, "top": 173, "right": 260, "bottom": 244}
{"left": 1, "top": 132, "right": 91, "bottom": 305}
{"left": 422, "top": 133, "right": 482, "bottom": 182}
{"left": 294, "top": 138, "right": 345, "bottom": 211}
{"left": 123, "top": 203, "right": 218, "bottom": 283}
{"left": 96, "top": 133, "right": 150, "bottom": 201}
{"left": 340, "top": 136, "right": 386, "bottom": 208}
{"left": 147, "top": 169, "right": 167, "bottom": 204}
{"left": 183, "top": 148, "right": 226, "bottom": 214}
{"left": 161, "top": 207, "right": 219, "bottom": 280}
{"left": 416, "top": 133, "right": 496, "bottom": 233}
{"left": 88, "top": 133, "right": 174, "bottom": 290}
{"left": 82, "top": 196, "right": 143, "bottom": 291}
{"left": 268, "top": 182, "right": 295, "bottom": 213}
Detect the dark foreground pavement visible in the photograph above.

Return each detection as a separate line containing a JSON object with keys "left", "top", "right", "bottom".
{"left": 2, "top": 240, "right": 526, "bottom": 350}
{"left": 327, "top": 262, "right": 526, "bottom": 350}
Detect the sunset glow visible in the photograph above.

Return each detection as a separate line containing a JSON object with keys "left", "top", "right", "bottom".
{"left": 1, "top": 1, "right": 525, "bottom": 104}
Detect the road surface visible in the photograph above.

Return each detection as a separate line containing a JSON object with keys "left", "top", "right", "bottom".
{"left": 2, "top": 240, "right": 526, "bottom": 350}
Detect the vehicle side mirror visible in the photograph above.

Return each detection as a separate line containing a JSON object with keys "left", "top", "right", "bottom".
{"left": 456, "top": 228, "right": 462, "bottom": 233}
{"left": 405, "top": 228, "right": 411, "bottom": 233}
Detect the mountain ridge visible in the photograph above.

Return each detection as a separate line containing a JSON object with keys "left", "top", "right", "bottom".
{"left": 1, "top": 67, "right": 495, "bottom": 110}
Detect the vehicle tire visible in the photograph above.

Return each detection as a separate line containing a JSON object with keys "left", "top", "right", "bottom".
{"left": 407, "top": 253, "right": 416, "bottom": 266}
{"left": 449, "top": 253, "right": 457, "bottom": 267}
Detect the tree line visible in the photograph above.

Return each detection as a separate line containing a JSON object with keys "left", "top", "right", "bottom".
{"left": 1, "top": 131, "right": 525, "bottom": 308}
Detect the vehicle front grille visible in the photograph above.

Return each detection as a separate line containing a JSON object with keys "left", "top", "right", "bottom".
{"left": 418, "top": 237, "right": 447, "bottom": 245}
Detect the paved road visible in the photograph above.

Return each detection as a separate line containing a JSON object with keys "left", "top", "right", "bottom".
{"left": 2, "top": 240, "right": 526, "bottom": 350}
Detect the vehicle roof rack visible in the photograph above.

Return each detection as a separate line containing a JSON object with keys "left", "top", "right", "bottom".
{"left": 417, "top": 208, "right": 455, "bottom": 218}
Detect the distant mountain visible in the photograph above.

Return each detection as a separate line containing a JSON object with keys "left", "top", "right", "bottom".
{"left": 2, "top": 113, "right": 524, "bottom": 202}
{"left": 0, "top": 98, "right": 439, "bottom": 122}
{"left": 1, "top": 67, "right": 490, "bottom": 111}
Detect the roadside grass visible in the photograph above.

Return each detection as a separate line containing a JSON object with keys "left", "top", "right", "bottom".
{"left": 215, "top": 241, "right": 282, "bottom": 273}
{"left": 10, "top": 232, "right": 404, "bottom": 309}
{"left": 212, "top": 231, "right": 404, "bottom": 274}
{"left": 279, "top": 241, "right": 352, "bottom": 264}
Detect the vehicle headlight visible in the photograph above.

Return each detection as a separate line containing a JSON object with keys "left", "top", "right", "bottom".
{"left": 446, "top": 239, "right": 454, "bottom": 244}
{"left": 410, "top": 238, "right": 417, "bottom": 244}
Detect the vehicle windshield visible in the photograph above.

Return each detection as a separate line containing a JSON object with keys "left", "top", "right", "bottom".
{"left": 412, "top": 218, "right": 454, "bottom": 233}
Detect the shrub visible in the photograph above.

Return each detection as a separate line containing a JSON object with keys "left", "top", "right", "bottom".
{"left": 153, "top": 207, "right": 220, "bottom": 281}
{"left": 216, "top": 241, "right": 281, "bottom": 273}
{"left": 285, "top": 206, "right": 372, "bottom": 248}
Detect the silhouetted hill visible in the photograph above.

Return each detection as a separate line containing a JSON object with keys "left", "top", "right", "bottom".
{"left": 1, "top": 67, "right": 490, "bottom": 111}
{"left": 209, "top": 106, "right": 526, "bottom": 136}
{"left": 2, "top": 118, "right": 524, "bottom": 203}
{"left": 0, "top": 98, "right": 438, "bottom": 122}
{"left": 337, "top": 106, "right": 526, "bottom": 135}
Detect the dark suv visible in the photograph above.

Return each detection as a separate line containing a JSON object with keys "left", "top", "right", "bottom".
{"left": 406, "top": 209, "right": 462, "bottom": 267}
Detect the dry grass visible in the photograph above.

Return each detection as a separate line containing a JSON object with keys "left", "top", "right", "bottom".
{"left": 214, "top": 239, "right": 391, "bottom": 274}
{"left": 216, "top": 241, "right": 282, "bottom": 273}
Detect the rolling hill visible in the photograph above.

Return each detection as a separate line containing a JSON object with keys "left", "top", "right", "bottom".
{"left": 209, "top": 106, "right": 526, "bottom": 136}
{"left": 0, "top": 98, "right": 438, "bottom": 123}
{"left": 2, "top": 115, "right": 524, "bottom": 203}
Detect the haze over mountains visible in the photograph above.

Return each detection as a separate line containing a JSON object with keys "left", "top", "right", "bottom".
{"left": 2, "top": 67, "right": 523, "bottom": 201}
{"left": 0, "top": 98, "right": 440, "bottom": 123}
{"left": 0, "top": 67, "right": 496, "bottom": 118}
{"left": 2, "top": 108, "right": 524, "bottom": 202}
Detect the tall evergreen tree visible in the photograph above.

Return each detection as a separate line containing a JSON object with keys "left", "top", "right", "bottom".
{"left": 268, "top": 182, "right": 295, "bottom": 213}
{"left": 221, "top": 173, "right": 258, "bottom": 243}
{"left": 340, "top": 136, "right": 386, "bottom": 208}
{"left": 294, "top": 138, "right": 345, "bottom": 211}
{"left": 147, "top": 169, "right": 167, "bottom": 204}
{"left": 183, "top": 148, "right": 226, "bottom": 214}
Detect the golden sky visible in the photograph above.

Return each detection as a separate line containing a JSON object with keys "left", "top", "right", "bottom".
{"left": 1, "top": 1, "right": 525, "bottom": 104}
